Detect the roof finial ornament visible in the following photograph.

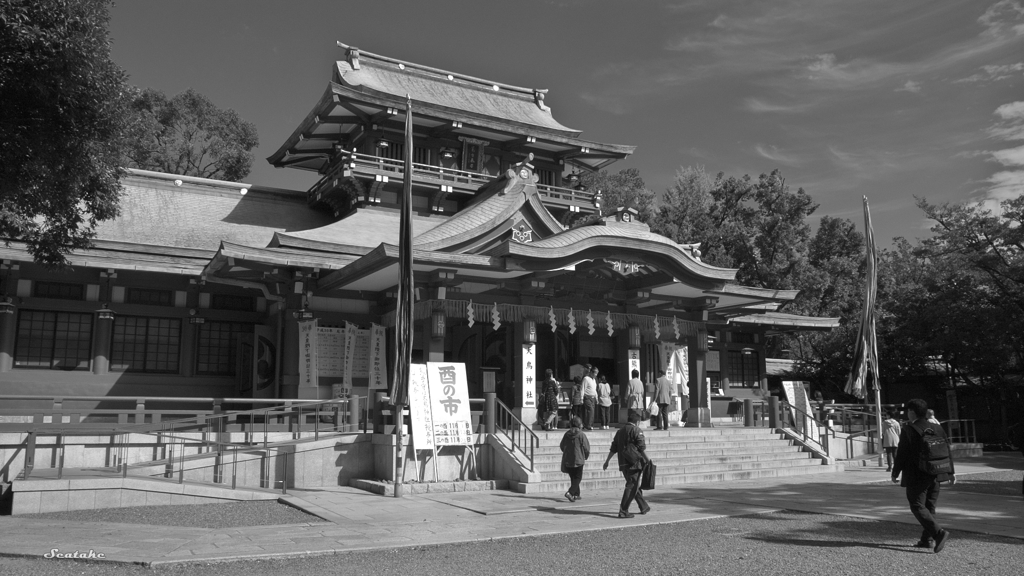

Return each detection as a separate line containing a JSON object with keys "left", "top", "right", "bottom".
{"left": 337, "top": 41, "right": 361, "bottom": 69}
{"left": 505, "top": 153, "right": 538, "bottom": 191}
{"left": 534, "top": 89, "right": 550, "bottom": 112}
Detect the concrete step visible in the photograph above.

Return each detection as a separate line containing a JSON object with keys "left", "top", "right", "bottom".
{"left": 532, "top": 451, "right": 814, "bottom": 473}
{"left": 535, "top": 456, "right": 821, "bottom": 482}
{"left": 531, "top": 438, "right": 793, "bottom": 456}
{"left": 531, "top": 444, "right": 801, "bottom": 463}
{"left": 515, "top": 463, "right": 846, "bottom": 494}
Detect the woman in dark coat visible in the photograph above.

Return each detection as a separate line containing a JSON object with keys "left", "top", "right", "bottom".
{"left": 541, "top": 369, "right": 561, "bottom": 431}
{"left": 560, "top": 416, "right": 591, "bottom": 502}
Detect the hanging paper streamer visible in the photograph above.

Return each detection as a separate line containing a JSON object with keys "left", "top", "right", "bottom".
{"left": 467, "top": 299, "right": 475, "bottom": 327}
{"left": 605, "top": 311, "right": 614, "bottom": 337}
{"left": 672, "top": 316, "right": 680, "bottom": 340}
{"left": 491, "top": 302, "right": 501, "bottom": 330}
{"left": 548, "top": 306, "right": 557, "bottom": 332}
{"left": 568, "top": 308, "right": 576, "bottom": 334}
{"left": 654, "top": 315, "right": 661, "bottom": 339}
{"left": 586, "top": 309, "right": 595, "bottom": 335}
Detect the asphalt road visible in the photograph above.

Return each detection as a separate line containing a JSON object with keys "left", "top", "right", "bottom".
{"left": 2, "top": 510, "right": 1022, "bottom": 576}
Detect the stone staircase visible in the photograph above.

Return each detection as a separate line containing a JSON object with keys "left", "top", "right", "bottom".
{"left": 514, "top": 426, "right": 843, "bottom": 494}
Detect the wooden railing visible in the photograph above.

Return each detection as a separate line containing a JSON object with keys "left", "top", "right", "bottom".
{"left": 310, "top": 150, "right": 597, "bottom": 207}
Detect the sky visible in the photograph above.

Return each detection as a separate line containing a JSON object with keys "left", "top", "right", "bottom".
{"left": 108, "top": 0, "right": 1024, "bottom": 248}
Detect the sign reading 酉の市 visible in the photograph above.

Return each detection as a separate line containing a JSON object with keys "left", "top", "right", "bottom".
{"left": 425, "top": 362, "right": 474, "bottom": 446}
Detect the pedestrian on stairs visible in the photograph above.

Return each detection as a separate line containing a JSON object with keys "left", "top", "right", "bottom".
{"left": 570, "top": 376, "right": 584, "bottom": 421}
{"left": 560, "top": 416, "right": 590, "bottom": 502}
{"left": 653, "top": 370, "right": 673, "bottom": 430}
{"left": 541, "top": 369, "right": 561, "bottom": 431}
{"left": 582, "top": 366, "right": 599, "bottom": 430}
{"left": 597, "top": 375, "right": 612, "bottom": 430}
{"left": 626, "top": 369, "right": 646, "bottom": 423}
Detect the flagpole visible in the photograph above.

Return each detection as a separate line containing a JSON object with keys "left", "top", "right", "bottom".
{"left": 863, "top": 196, "right": 884, "bottom": 465}
{"left": 391, "top": 95, "right": 415, "bottom": 498}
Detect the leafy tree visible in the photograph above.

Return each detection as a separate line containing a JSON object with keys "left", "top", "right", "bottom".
{"left": 1, "top": 0, "right": 131, "bottom": 266}
{"left": 652, "top": 165, "right": 716, "bottom": 247}
{"left": 125, "top": 87, "right": 259, "bottom": 181}
{"left": 565, "top": 168, "right": 656, "bottom": 228}
{"left": 652, "top": 168, "right": 817, "bottom": 289}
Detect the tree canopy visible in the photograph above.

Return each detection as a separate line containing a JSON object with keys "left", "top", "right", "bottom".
{"left": 124, "top": 87, "right": 259, "bottom": 182}
{"left": 1, "top": 0, "right": 131, "bottom": 266}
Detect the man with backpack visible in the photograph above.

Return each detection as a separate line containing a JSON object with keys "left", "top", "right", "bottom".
{"left": 891, "top": 398, "right": 956, "bottom": 553}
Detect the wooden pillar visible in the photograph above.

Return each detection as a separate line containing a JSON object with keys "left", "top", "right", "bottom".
{"left": 92, "top": 307, "right": 115, "bottom": 375}
{"left": 685, "top": 326, "right": 712, "bottom": 427}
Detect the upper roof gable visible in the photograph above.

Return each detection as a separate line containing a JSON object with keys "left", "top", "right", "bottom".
{"left": 412, "top": 155, "right": 564, "bottom": 253}
{"left": 334, "top": 42, "right": 578, "bottom": 136}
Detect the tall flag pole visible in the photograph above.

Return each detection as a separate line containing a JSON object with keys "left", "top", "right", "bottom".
{"left": 844, "top": 196, "right": 883, "bottom": 461}
{"left": 390, "top": 95, "right": 414, "bottom": 497}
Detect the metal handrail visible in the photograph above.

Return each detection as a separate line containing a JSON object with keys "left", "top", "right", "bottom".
{"left": 779, "top": 401, "right": 834, "bottom": 458}
{"left": 492, "top": 398, "right": 539, "bottom": 471}
{"left": 941, "top": 419, "right": 977, "bottom": 444}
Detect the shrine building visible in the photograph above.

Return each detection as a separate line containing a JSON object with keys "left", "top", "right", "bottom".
{"left": 0, "top": 43, "right": 838, "bottom": 426}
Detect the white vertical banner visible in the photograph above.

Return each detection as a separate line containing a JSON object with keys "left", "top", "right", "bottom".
{"left": 627, "top": 348, "right": 641, "bottom": 381}
{"left": 369, "top": 324, "right": 387, "bottom": 389}
{"left": 522, "top": 343, "right": 537, "bottom": 408}
{"left": 252, "top": 325, "right": 277, "bottom": 399}
{"left": 408, "top": 364, "right": 434, "bottom": 450}
{"left": 343, "top": 321, "right": 356, "bottom": 388}
{"left": 426, "top": 362, "right": 474, "bottom": 446}
{"left": 298, "top": 319, "right": 318, "bottom": 388}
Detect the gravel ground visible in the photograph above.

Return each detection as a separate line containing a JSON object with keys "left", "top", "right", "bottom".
{"left": 17, "top": 500, "right": 325, "bottom": 529}
{"left": 868, "top": 470, "right": 1024, "bottom": 497}
{"left": 1, "top": 511, "right": 1022, "bottom": 576}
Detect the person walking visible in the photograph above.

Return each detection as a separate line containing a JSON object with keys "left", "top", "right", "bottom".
{"left": 882, "top": 410, "right": 902, "bottom": 472}
{"left": 570, "top": 376, "right": 584, "bottom": 421}
{"left": 653, "top": 370, "right": 673, "bottom": 430}
{"left": 602, "top": 410, "right": 650, "bottom": 518}
{"left": 892, "top": 398, "right": 956, "bottom": 553}
{"left": 626, "top": 369, "right": 645, "bottom": 422}
{"left": 597, "top": 375, "right": 612, "bottom": 430}
{"left": 560, "top": 416, "right": 591, "bottom": 502}
{"left": 541, "top": 369, "right": 561, "bottom": 431}
{"left": 582, "top": 365, "right": 598, "bottom": 431}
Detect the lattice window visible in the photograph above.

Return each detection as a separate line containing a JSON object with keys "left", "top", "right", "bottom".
{"left": 413, "top": 146, "right": 430, "bottom": 165}
{"left": 33, "top": 282, "right": 84, "bottom": 301}
{"left": 210, "top": 294, "right": 254, "bottom": 312}
{"left": 127, "top": 288, "right": 173, "bottom": 307}
{"left": 110, "top": 316, "right": 181, "bottom": 373}
{"left": 727, "top": 350, "right": 760, "bottom": 387}
{"left": 196, "top": 321, "right": 251, "bottom": 375}
{"left": 14, "top": 310, "right": 92, "bottom": 370}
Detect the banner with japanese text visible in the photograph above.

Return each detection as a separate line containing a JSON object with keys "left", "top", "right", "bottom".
{"left": 343, "top": 321, "right": 356, "bottom": 390}
{"left": 298, "top": 320, "right": 318, "bottom": 388}
{"left": 369, "top": 324, "right": 387, "bottom": 389}
{"left": 408, "top": 364, "right": 434, "bottom": 450}
{"left": 521, "top": 343, "right": 536, "bottom": 408}
{"left": 425, "top": 362, "right": 473, "bottom": 446}
{"left": 316, "top": 326, "right": 346, "bottom": 377}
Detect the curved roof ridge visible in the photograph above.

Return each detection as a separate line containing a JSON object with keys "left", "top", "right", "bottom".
{"left": 337, "top": 41, "right": 539, "bottom": 97}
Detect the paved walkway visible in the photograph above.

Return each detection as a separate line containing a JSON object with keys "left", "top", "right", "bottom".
{"left": 1, "top": 455, "right": 1021, "bottom": 566}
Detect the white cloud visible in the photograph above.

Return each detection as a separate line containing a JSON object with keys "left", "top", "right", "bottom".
{"left": 744, "top": 98, "right": 813, "bottom": 113}
{"left": 991, "top": 144, "right": 1024, "bottom": 166}
{"left": 995, "top": 100, "right": 1024, "bottom": 120}
{"left": 985, "top": 170, "right": 1024, "bottom": 202}
{"left": 754, "top": 144, "right": 804, "bottom": 166}
{"left": 896, "top": 80, "right": 921, "bottom": 93}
